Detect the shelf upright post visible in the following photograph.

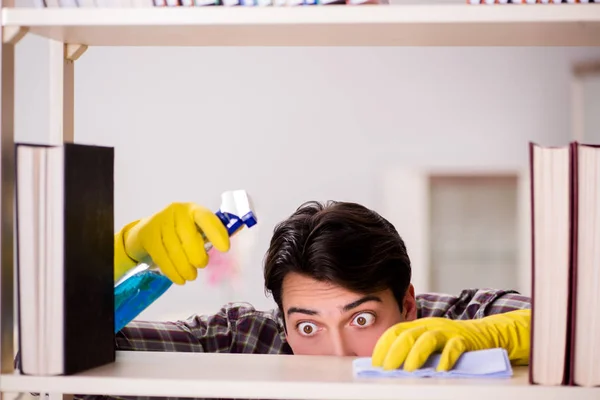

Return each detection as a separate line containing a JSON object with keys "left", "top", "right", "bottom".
{"left": 49, "top": 41, "right": 87, "bottom": 145}
{"left": 0, "top": 0, "right": 17, "bottom": 378}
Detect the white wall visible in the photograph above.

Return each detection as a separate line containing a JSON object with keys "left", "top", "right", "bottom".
{"left": 15, "top": 34, "right": 600, "bottom": 321}
{"left": 583, "top": 75, "right": 600, "bottom": 143}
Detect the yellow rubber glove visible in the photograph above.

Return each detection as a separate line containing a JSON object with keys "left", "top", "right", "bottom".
{"left": 371, "top": 309, "right": 530, "bottom": 372}
{"left": 114, "top": 202, "right": 230, "bottom": 285}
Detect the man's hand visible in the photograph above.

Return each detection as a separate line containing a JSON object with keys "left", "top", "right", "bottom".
{"left": 114, "top": 203, "right": 230, "bottom": 285}
{"left": 371, "top": 309, "right": 530, "bottom": 372}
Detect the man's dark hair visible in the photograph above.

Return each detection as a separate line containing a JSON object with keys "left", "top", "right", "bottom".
{"left": 263, "top": 200, "right": 412, "bottom": 312}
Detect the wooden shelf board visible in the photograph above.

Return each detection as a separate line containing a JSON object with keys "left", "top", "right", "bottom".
{"left": 3, "top": 5, "right": 600, "bottom": 46}
{"left": 1, "top": 351, "right": 599, "bottom": 399}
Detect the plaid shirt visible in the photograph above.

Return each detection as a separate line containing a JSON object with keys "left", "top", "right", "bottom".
{"left": 115, "top": 288, "right": 530, "bottom": 355}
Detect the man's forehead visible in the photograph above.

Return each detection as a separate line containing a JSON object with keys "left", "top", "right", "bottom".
{"left": 281, "top": 272, "right": 355, "bottom": 300}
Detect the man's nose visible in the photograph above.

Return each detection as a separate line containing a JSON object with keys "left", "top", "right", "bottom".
{"left": 330, "top": 331, "right": 356, "bottom": 357}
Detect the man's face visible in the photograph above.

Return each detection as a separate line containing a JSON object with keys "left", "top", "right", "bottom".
{"left": 281, "top": 272, "right": 417, "bottom": 357}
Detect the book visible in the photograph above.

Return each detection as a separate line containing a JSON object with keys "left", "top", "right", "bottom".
{"left": 529, "top": 142, "right": 573, "bottom": 386}
{"left": 15, "top": 142, "right": 115, "bottom": 376}
{"left": 352, "top": 348, "right": 513, "bottom": 379}
{"left": 529, "top": 141, "right": 600, "bottom": 388}
{"left": 569, "top": 142, "right": 600, "bottom": 388}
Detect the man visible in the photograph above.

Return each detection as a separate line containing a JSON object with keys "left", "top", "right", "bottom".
{"left": 115, "top": 200, "right": 531, "bottom": 373}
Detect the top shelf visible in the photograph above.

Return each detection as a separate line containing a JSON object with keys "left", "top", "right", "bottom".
{"left": 3, "top": 4, "right": 600, "bottom": 47}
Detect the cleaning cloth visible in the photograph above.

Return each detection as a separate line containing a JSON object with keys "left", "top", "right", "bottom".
{"left": 353, "top": 348, "right": 513, "bottom": 379}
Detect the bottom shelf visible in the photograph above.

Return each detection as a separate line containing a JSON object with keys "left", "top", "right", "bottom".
{"left": 0, "top": 351, "right": 598, "bottom": 400}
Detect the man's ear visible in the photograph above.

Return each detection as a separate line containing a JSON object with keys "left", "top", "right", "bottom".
{"left": 281, "top": 313, "right": 289, "bottom": 337}
{"left": 402, "top": 284, "right": 417, "bottom": 321}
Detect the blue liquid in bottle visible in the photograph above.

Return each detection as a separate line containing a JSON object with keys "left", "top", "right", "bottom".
{"left": 114, "top": 267, "right": 173, "bottom": 333}
{"left": 113, "top": 204, "right": 257, "bottom": 333}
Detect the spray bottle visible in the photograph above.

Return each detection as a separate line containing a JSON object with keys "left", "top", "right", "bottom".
{"left": 113, "top": 190, "right": 257, "bottom": 333}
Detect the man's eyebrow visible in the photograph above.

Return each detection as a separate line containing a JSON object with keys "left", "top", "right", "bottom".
{"left": 341, "top": 295, "right": 382, "bottom": 313}
{"left": 287, "top": 307, "right": 319, "bottom": 317}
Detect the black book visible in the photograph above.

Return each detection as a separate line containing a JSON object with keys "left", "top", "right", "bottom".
{"left": 15, "top": 142, "right": 115, "bottom": 375}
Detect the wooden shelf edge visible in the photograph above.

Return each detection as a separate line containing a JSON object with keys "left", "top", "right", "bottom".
{"left": 3, "top": 4, "right": 600, "bottom": 28}
{"left": 1, "top": 351, "right": 599, "bottom": 400}
{"left": 1, "top": 372, "right": 599, "bottom": 400}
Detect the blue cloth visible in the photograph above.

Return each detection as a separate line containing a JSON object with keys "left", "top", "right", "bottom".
{"left": 352, "top": 348, "right": 513, "bottom": 378}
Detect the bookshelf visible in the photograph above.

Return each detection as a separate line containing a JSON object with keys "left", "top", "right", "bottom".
{"left": 1, "top": 2, "right": 600, "bottom": 400}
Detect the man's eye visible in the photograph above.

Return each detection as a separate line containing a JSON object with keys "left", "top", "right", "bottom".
{"left": 297, "top": 322, "right": 318, "bottom": 337}
{"left": 351, "top": 312, "right": 375, "bottom": 328}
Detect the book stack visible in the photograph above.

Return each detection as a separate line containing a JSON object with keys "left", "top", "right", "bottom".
{"left": 15, "top": 143, "right": 115, "bottom": 376}
{"left": 529, "top": 141, "right": 600, "bottom": 388}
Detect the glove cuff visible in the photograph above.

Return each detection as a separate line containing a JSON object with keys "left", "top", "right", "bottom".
{"left": 478, "top": 309, "right": 531, "bottom": 365}
{"left": 114, "top": 220, "right": 142, "bottom": 282}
